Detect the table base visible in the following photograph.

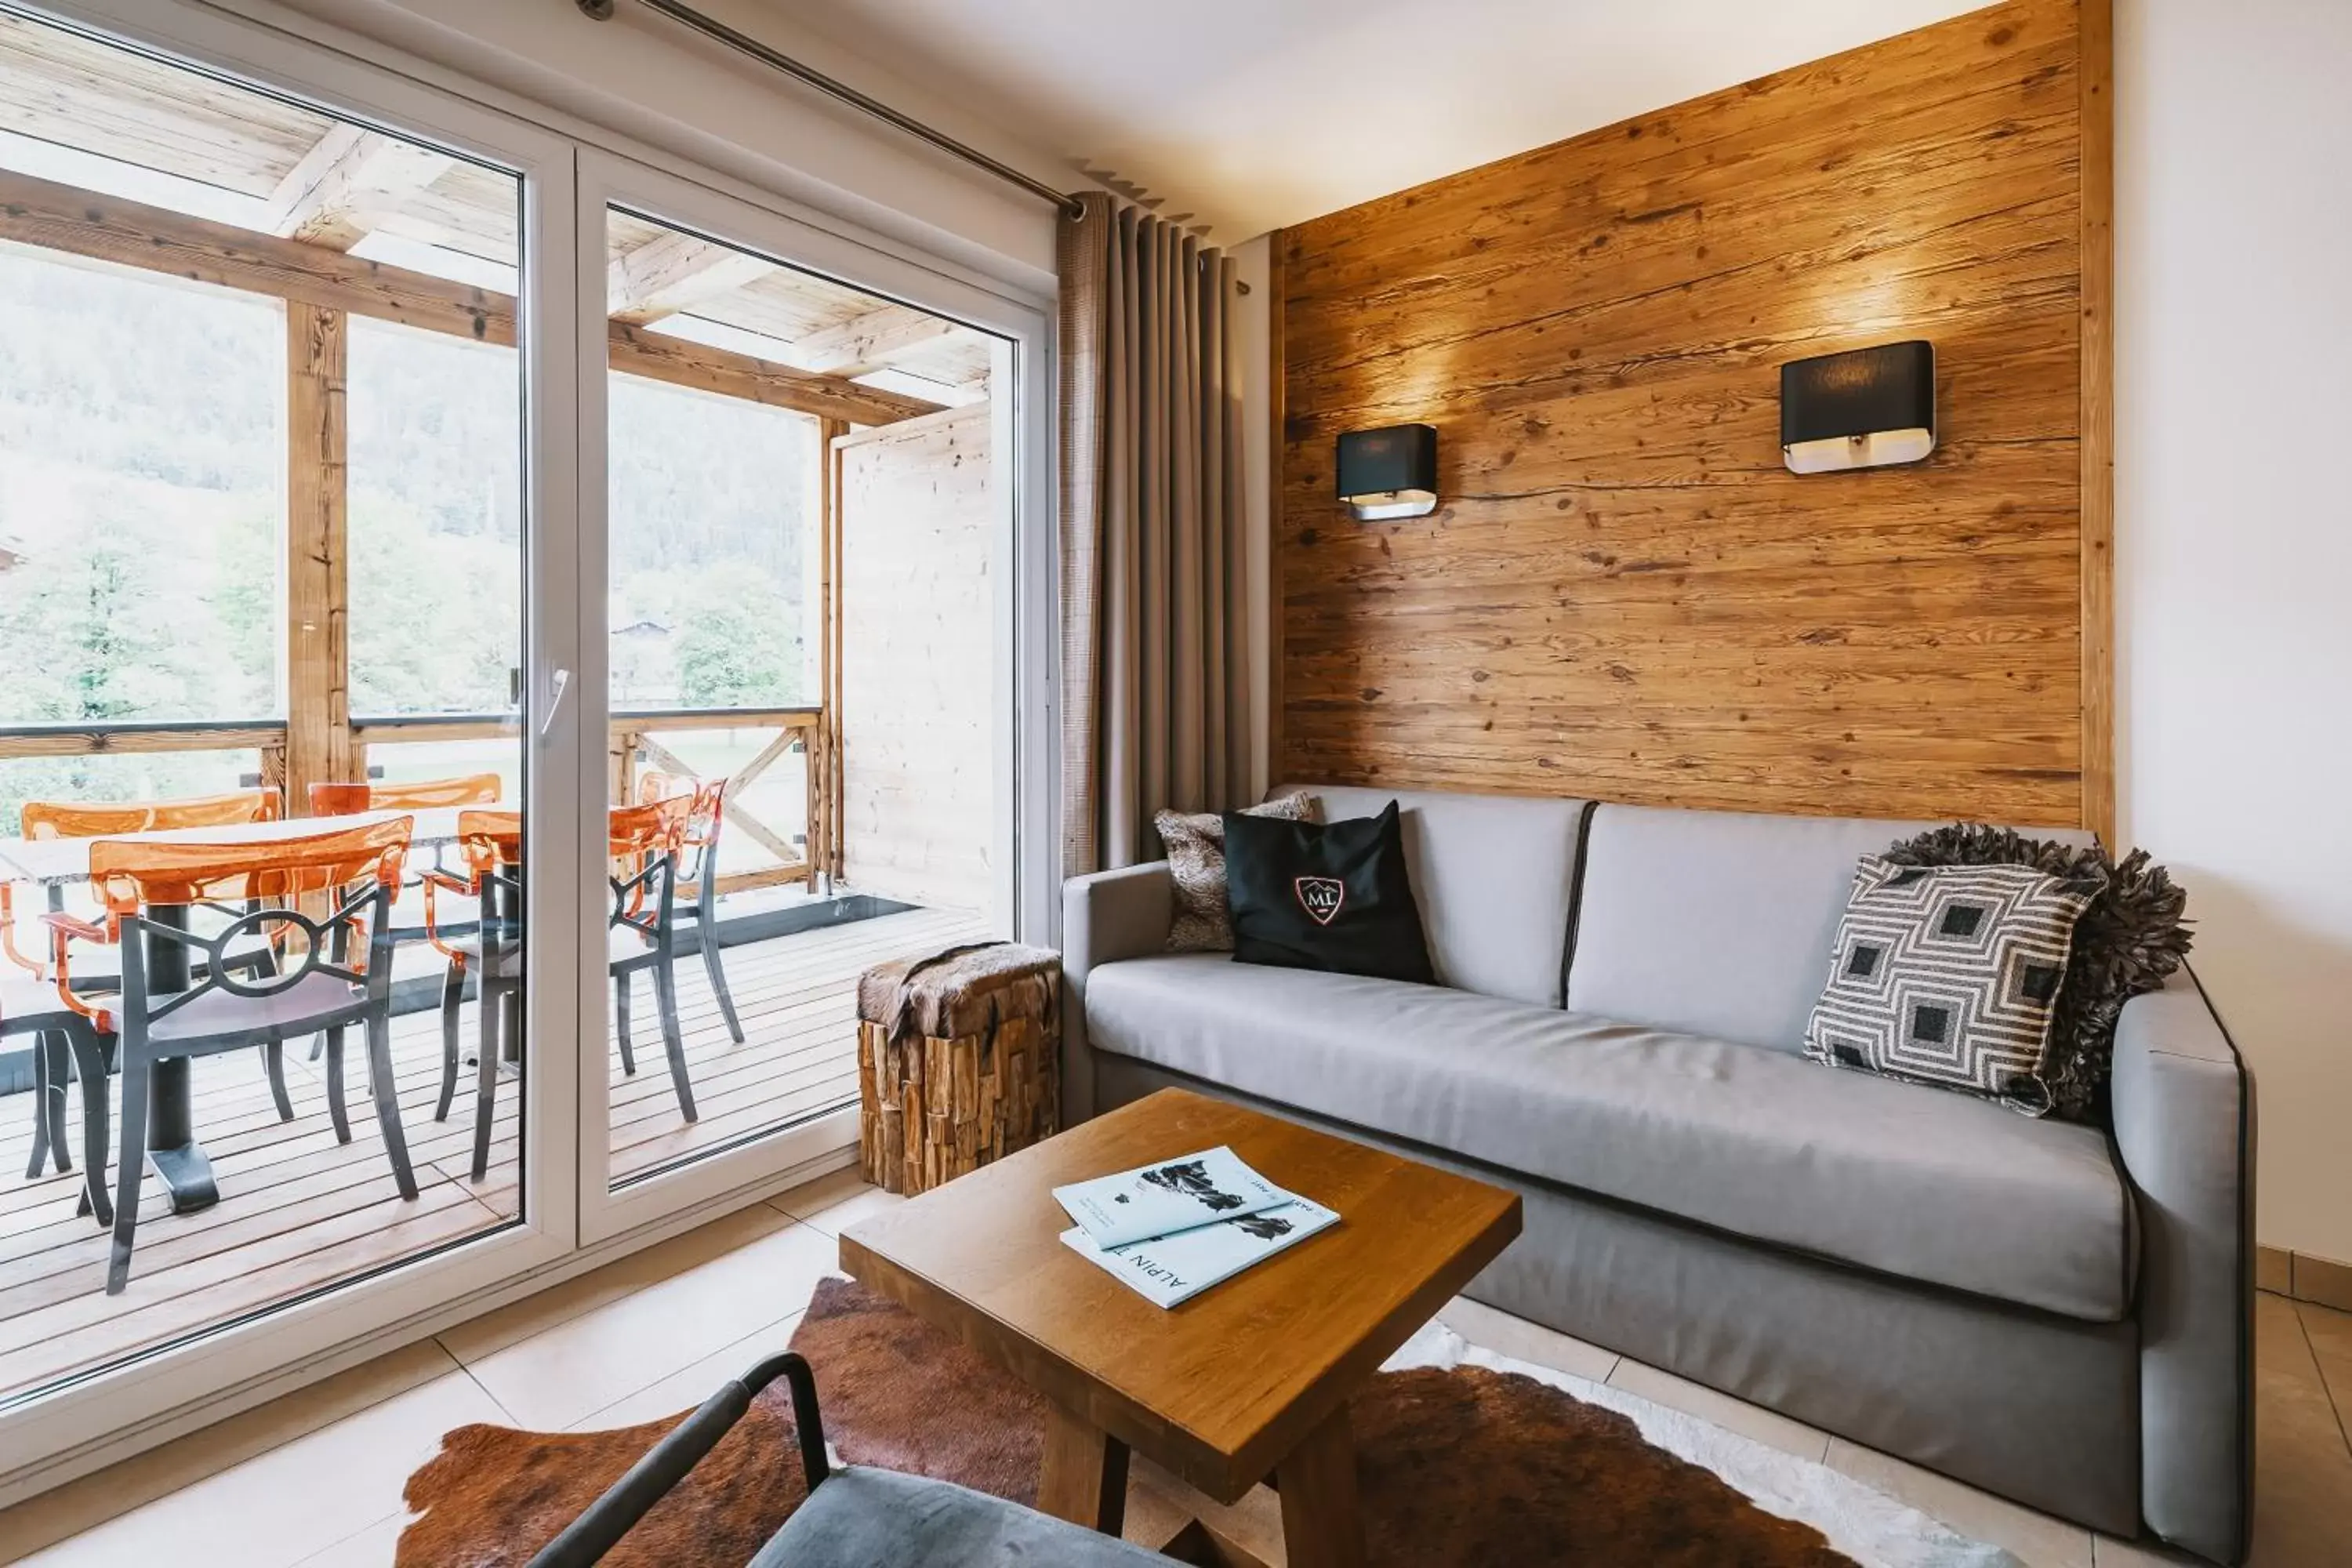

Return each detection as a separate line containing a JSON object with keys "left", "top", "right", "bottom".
{"left": 147, "top": 1142, "right": 220, "bottom": 1214}
{"left": 1034, "top": 1400, "right": 1364, "bottom": 1568}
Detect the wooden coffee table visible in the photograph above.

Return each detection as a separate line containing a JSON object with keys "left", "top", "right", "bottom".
{"left": 837, "top": 1086, "right": 1523, "bottom": 1566}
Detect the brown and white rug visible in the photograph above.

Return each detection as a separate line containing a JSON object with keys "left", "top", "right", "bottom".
{"left": 397, "top": 1278, "right": 2021, "bottom": 1567}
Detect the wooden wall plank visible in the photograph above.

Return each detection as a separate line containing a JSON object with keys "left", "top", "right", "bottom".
{"left": 1277, "top": 0, "right": 2105, "bottom": 827}
{"left": 285, "top": 302, "right": 352, "bottom": 815}
{"left": 2078, "top": 0, "right": 2117, "bottom": 845}
{"left": 836, "top": 406, "right": 995, "bottom": 913}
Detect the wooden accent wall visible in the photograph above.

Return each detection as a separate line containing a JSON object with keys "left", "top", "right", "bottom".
{"left": 1277, "top": 0, "right": 2111, "bottom": 832}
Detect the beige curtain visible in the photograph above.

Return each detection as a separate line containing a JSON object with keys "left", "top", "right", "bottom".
{"left": 1058, "top": 191, "right": 1250, "bottom": 876}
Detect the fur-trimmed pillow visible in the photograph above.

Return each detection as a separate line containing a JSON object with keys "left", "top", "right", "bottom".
{"left": 1156, "top": 793, "right": 1319, "bottom": 953}
{"left": 1881, "top": 824, "right": 2193, "bottom": 1122}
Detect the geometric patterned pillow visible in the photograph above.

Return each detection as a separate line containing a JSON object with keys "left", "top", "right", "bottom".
{"left": 1155, "top": 793, "right": 1319, "bottom": 953}
{"left": 1802, "top": 857, "right": 2097, "bottom": 1116}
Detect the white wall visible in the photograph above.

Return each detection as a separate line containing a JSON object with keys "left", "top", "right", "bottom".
{"left": 2115, "top": 0, "right": 2352, "bottom": 1263}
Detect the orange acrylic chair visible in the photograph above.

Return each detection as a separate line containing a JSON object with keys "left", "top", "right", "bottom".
{"left": 45, "top": 817, "right": 418, "bottom": 1294}
{"left": 637, "top": 772, "right": 743, "bottom": 1044}
{"left": 306, "top": 774, "right": 503, "bottom": 815}
{"left": 424, "top": 797, "right": 699, "bottom": 1182}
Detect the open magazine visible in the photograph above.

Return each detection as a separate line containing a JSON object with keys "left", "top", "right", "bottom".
{"left": 1051, "top": 1145, "right": 1290, "bottom": 1249}
{"left": 1059, "top": 1194, "right": 1340, "bottom": 1308}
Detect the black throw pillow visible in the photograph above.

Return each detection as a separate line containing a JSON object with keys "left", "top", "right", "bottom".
{"left": 1223, "top": 800, "right": 1434, "bottom": 985}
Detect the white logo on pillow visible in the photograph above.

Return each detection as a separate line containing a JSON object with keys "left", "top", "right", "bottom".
{"left": 1294, "top": 877, "right": 1345, "bottom": 925}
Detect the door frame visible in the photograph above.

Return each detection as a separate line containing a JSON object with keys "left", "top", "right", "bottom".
{"left": 0, "top": 0, "right": 593, "bottom": 1493}
{"left": 572, "top": 147, "right": 1054, "bottom": 1246}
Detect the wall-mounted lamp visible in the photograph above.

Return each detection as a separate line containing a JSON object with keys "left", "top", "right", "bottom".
{"left": 1337, "top": 423, "right": 1439, "bottom": 521}
{"left": 1780, "top": 340, "right": 1935, "bottom": 474}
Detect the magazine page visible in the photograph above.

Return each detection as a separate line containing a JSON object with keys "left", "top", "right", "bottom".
{"left": 1051, "top": 1145, "right": 1290, "bottom": 1248}
{"left": 1060, "top": 1195, "right": 1341, "bottom": 1308}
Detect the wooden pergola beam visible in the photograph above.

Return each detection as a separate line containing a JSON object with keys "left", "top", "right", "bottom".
{"left": 795, "top": 302, "right": 958, "bottom": 379}
{"left": 0, "top": 167, "right": 942, "bottom": 425}
{"left": 607, "top": 229, "right": 778, "bottom": 326}
{"left": 265, "top": 123, "right": 454, "bottom": 250}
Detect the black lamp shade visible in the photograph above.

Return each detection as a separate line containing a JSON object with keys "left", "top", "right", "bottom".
{"left": 1336, "top": 424, "right": 1438, "bottom": 519}
{"left": 1780, "top": 341, "right": 1935, "bottom": 473}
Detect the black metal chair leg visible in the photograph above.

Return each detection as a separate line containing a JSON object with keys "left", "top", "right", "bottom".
{"left": 437, "top": 961, "right": 464, "bottom": 1123}
{"left": 365, "top": 1011, "right": 419, "bottom": 1201}
{"left": 263, "top": 1040, "right": 295, "bottom": 1122}
{"left": 652, "top": 956, "right": 696, "bottom": 1123}
{"left": 67, "top": 1026, "right": 112, "bottom": 1229}
{"left": 702, "top": 939, "right": 745, "bottom": 1046}
{"left": 614, "top": 975, "right": 637, "bottom": 1076}
{"left": 470, "top": 984, "right": 502, "bottom": 1183}
{"left": 24, "top": 1032, "right": 53, "bottom": 1180}
{"left": 107, "top": 1058, "right": 148, "bottom": 1295}
{"left": 325, "top": 1026, "right": 353, "bottom": 1144}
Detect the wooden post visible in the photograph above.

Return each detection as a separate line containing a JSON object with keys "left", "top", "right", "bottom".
{"left": 818, "top": 416, "right": 849, "bottom": 884}
{"left": 285, "top": 302, "right": 351, "bottom": 817}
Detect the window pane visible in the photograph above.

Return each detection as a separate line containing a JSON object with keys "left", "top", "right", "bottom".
{"left": 0, "top": 249, "right": 284, "bottom": 726}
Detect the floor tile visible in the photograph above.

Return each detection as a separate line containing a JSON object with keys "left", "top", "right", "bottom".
{"left": 2093, "top": 1534, "right": 2204, "bottom": 1566}
{"left": 1607, "top": 1357, "right": 1831, "bottom": 1463}
{"left": 2246, "top": 1293, "right": 2352, "bottom": 1567}
{"left": 2290, "top": 1299, "right": 2352, "bottom": 1447}
{"left": 1820, "top": 1439, "right": 2095, "bottom": 1568}
{"left": 565, "top": 1310, "right": 807, "bottom": 1432}
{"left": 17, "top": 1367, "right": 503, "bottom": 1568}
{"left": 0, "top": 1338, "right": 460, "bottom": 1565}
{"left": 288, "top": 1514, "right": 405, "bottom": 1566}
{"left": 435, "top": 1202, "right": 798, "bottom": 1366}
{"left": 771, "top": 1168, "right": 904, "bottom": 1237}
{"left": 1436, "top": 1295, "right": 1620, "bottom": 1384}
{"left": 458, "top": 1218, "right": 835, "bottom": 1430}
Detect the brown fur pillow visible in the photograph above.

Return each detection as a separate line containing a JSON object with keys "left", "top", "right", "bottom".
{"left": 1156, "top": 793, "right": 1319, "bottom": 952}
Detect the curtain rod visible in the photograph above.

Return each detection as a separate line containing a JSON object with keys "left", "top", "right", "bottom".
{"left": 575, "top": 0, "right": 1085, "bottom": 221}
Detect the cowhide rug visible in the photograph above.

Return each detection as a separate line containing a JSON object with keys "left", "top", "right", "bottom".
{"left": 397, "top": 1278, "right": 2019, "bottom": 1567}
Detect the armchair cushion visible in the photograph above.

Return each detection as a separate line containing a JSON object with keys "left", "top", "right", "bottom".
{"left": 753, "top": 1467, "right": 1167, "bottom": 1566}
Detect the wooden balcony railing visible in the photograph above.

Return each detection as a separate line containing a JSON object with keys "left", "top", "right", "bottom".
{"left": 0, "top": 705, "right": 837, "bottom": 898}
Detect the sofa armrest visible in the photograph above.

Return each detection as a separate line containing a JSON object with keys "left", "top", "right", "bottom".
{"left": 1058, "top": 862, "right": 1174, "bottom": 1126}
{"left": 2110, "top": 967, "right": 2256, "bottom": 1566}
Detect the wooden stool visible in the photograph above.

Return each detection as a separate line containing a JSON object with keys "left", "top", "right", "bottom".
{"left": 856, "top": 942, "right": 1060, "bottom": 1196}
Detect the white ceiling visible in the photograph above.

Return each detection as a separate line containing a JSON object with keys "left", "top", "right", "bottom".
{"left": 771, "top": 0, "right": 1998, "bottom": 241}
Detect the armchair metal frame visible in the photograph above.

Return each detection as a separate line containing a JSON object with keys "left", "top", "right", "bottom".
{"left": 637, "top": 771, "right": 743, "bottom": 1044}
{"left": 524, "top": 1351, "right": 828, "bottom": 1568}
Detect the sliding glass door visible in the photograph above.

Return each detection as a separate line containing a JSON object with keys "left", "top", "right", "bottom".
{"left": 0, "top": 0, "right": 1051, "bottom": 1492}
{"left": 0, "top": 0, "right": 587, "bottom": 1481}
{"left": 573, "top": 151, "right": 1044, "bottom": 1243}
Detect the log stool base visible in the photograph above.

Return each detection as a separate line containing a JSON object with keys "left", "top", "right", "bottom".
{"left": 857, "top": 943, "right": 1060, "bottom": 1196}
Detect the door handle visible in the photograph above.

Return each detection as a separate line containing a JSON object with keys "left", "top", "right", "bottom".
{"left": 539, "top": 668, "right": 572, "bottom": 739}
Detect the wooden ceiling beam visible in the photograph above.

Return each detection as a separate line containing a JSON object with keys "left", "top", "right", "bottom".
{"left": 607, "top": 230, "right": 778, "bottom": 326}
{"left": 0, "top": 167, "right": 943, "bottom": 426}
{"left": 264, "top": 122, "right": 454, "bottom": 250}
{"left": 793, "top": 302, "right": 960, "bottom": 378}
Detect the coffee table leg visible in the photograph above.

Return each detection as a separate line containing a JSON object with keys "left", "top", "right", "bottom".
{"left": 1036, "top": 1400, "right": 1129, "bottom": 1535}
{"left": 1276, "top": 1404, "right": 1364, "bottom": 1568}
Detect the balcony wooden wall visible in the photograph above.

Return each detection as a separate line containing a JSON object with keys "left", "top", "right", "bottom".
{"left": 1274, "top": 0, "right": 2112, "bottom": 835}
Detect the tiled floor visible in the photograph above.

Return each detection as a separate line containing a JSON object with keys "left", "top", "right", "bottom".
{"left": 3, "top": 1171, "right": 2347, "bottom": 1566}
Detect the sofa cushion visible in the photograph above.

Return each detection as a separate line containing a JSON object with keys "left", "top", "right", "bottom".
{"left": 1086, "top": 955, "right": 2136, "bottom": 1321}
{"left": 1567, "top": 804, "right": 2095, "bottom": 1055}
{"left": 1283, "top": 783, "right": 1591, "bottom": 1007}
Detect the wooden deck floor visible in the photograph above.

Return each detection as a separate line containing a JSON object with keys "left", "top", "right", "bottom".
{"left": 0, "top": 903, "right": 990, "bottom": 1407}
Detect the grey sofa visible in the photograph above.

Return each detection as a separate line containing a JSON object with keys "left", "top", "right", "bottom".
{"left": 1062, "top": 786, "right": 2255, "bottom": 1565}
